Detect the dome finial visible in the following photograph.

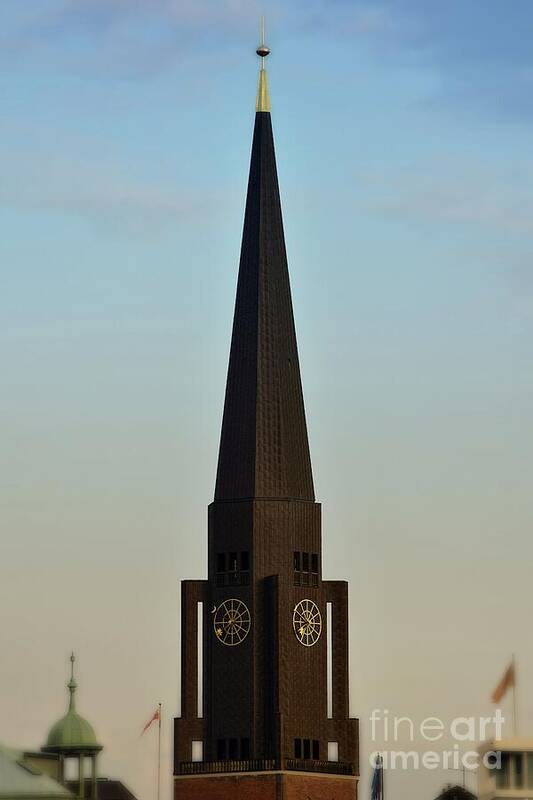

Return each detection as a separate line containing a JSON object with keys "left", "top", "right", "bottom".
{"left": 67, "top": 651, "right": 77, "bottom": 710}
{"left": 256, "top": 16, "right": 271, "bottom": 112}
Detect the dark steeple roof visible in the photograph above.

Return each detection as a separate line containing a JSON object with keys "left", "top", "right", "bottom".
{"left": 214, "top": 76, "right": 314, "bottom": 502}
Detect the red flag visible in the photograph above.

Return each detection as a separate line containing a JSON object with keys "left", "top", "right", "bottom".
{"left": 491, "top": 662, "right": 515, "bottom": 704}
{"left": 141, "top": 708, "right": 160, "bottom": 735}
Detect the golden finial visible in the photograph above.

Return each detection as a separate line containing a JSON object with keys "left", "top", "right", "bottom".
{"left": 256, "top": 16, "right": 271, "bottom": 112}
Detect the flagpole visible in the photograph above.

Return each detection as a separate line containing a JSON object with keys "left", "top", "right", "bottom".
{"left": 157, "top": 703, "right": 162, "bottom": 800}
{"left": 512, "top": 655, "right": 518, "bottom": 736}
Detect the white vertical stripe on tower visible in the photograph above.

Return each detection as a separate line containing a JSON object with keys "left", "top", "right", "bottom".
{"left": 327, "top": 602, "right": 333, "bottom": 719}
{"left": 197, "top": 602, "right": 203, "bottom": 718}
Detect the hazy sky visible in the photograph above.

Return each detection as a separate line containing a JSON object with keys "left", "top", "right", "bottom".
{"left": 2, "top": 2, "right": 533, "bottom": 799}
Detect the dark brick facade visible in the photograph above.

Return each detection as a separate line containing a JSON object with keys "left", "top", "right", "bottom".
{"left": 175, "top": 771, "right": 358, "bottom": 800}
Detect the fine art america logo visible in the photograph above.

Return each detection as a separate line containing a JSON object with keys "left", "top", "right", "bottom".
{"left": 369, "top": 709, "right": 505, "bottom": 771}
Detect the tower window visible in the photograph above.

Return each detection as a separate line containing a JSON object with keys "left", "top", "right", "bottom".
{"left": 216, "top": 552, "right": 249, "bottom": 585}
{"left": 294, "top": 738, "right": 319, "bottom": 760}
{"left": 294, "top": 551, "right": 319, "bottom": 585}
{"left": 328, "top": 742, "right": 339, "bottom": 762}
{"left": 191, "top": 741, "right": 203, "bottom": 762}
{"left": 216, "top": 738, "right": 249, "bottom": 761}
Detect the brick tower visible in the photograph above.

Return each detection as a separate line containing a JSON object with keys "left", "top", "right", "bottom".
{"left": 173, "top": 31, "right": 359, "bottom": 800}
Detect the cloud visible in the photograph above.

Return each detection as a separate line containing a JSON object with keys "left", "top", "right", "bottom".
{"left": 3, "top": 0, "right": 261, "bottom": 47}
{"left": 1, "top": 1, "right": 407, "bottom": 76}
{"left": 0, "top": 0, "right": 264, "bottom": 78}
{"left": 0, "top": 154, "right": 212, "bottom": 237}
{"left": 359, "top": 159, "right": 533, "bottom": 237}
{"left": 298, "top": 0, "right": 533, "bottom": 121}
{"left": 3, "top": 1, "right": 533, "bottom": 120}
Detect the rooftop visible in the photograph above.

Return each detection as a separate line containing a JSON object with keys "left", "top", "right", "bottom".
{"left": 66, "top": 779, "right": 137, "bottom": 800}
{"left": 0, "top": 744, "right": 72, "bottom": 800}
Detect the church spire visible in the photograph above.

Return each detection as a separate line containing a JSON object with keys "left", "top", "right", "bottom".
{"left": 214, "top": 31, "right": 315, "bottom": 502}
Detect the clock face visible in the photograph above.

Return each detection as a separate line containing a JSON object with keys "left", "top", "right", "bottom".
{"left": 213, "top": 598, "right": 251, "bottom": 646}
{"left": 293, "top": 599, "right": 322, "bottom": 647}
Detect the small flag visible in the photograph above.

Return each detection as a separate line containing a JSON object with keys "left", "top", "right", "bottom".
{"left": 491, "top": 661, "right": 515, "bottom": 704}
{"left": 141, "top": 707, "right": 160, "bottom": 736}
{"left": 371, "top": 753, "right": 383, "bottom": 800}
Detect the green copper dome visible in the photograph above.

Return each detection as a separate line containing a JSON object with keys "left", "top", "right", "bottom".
{"left": 43, "top": 654, "right": 102, "bottom": 754}
{"left": 46, "top": 709, "right": 100, "bottom": 750}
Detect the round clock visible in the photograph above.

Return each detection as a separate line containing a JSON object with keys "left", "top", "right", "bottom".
{"left": 293, "top": 599, "right": 322, "bottom": 647}
{"left": 213, "top": 598, "right": 251, "bottom": 646}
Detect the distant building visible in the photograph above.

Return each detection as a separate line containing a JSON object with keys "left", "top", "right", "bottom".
{"left": 434, "top": 784, "right": 476, "bottom": 800}
{"left": 42, "top": 653, "right": 103, "bottom": 797}
{"left": 0, "top": 744, "right": 71, "bottom": 800}
{"left": 64, "top": 779, "right": 137, "bottom": 800}
{"left": 0, "top": 655, "right": 137, "bottom": 800}
{"left": 478, "top": 739, "right": 533, "bottom": 800}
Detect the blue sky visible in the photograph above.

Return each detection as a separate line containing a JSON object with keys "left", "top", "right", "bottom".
{"left": 2, "top": 3, "right": 533, "bottom": 800}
